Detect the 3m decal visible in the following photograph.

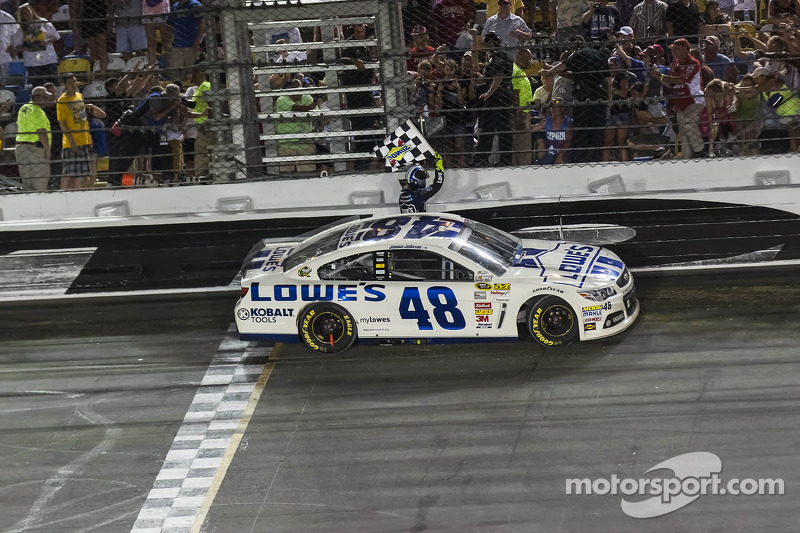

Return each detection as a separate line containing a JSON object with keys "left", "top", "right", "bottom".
{"left": 399, "top": 286, "right": 466, "bottom": 330}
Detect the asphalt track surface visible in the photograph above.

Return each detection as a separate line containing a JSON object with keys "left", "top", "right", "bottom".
{"left": 1, "top": 270, "right": 799, "bottom": 532}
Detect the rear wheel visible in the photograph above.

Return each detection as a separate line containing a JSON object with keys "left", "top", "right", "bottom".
{"left": 527, "top": 296, "right": 579, "bottom": 347}
{"left": 298, "top": 303, "right": 357, "bottom": 354}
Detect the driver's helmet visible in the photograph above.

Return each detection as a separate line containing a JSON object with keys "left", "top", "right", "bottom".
{"left": 405, "top": 164, "right": 429, "bottom": 189}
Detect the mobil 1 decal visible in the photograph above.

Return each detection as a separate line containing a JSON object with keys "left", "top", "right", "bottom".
{"left": 512, "top": 243, "right": 623, "bottom": 288}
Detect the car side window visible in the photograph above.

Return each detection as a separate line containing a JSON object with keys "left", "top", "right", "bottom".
{"left": 318, "top": 252, "right": 375, "bottom": 280}
{"left": 382, "top": 249, "right": 474, "bottom": 281}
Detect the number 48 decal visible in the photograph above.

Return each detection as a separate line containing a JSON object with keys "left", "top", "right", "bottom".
{"left": 399, "top": 286, "right": 466, "bottom": 330}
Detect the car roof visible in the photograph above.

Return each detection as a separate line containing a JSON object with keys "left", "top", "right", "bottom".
{"left": 283, "top": 213, "right": 472, "bottom": 269}
{"left": 329, "top": 212, "right": 468, "bottom": 251}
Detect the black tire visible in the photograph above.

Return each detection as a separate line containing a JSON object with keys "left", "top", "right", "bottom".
{"left": 526, "top": 296, "right": 579, "bottom": 347}
{"left": 298, "top": 303, "right": 357, "bottom": 354}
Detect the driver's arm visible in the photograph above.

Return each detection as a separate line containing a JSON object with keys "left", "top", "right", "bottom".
{"left": 421, "top": 152, "right": 445, "bottom": 201}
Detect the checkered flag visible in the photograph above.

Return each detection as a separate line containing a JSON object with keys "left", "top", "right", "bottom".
{"left": 374, "top": 120, "right": 437, "bottom": 172}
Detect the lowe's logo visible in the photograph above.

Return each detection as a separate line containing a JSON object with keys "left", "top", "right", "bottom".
{"left": 250, "top": 282, "right": 386, "bottom": 302}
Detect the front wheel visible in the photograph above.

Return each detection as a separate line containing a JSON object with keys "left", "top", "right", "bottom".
{"left": 527, "top": 296, "right": 579, "bottom": 347}
{"left": 298, "top": 303, "right": 357, "bottom": 354}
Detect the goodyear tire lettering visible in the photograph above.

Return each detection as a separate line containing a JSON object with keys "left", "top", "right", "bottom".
{"left": 526, "top": 296, "right": 579, "bottom": 348}
{"left": 298, "top": 303, "right": 358, "bottom": 354}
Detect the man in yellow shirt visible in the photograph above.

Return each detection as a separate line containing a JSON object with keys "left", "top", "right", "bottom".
{"left": 57, "top": 74, "right": 105, "bottom": 190}
{"left": 15, "top": 86, "right": 52, "bottom": 191}
{"left": 511, "top": 47, "right": 534, "bottom": 165}
{"left": 190, "top": 66, "right": 214, "bottom": 181}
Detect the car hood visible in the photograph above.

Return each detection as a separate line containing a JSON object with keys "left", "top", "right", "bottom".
{"left": 507, "top": 239, "right": 627, "bottom": 290}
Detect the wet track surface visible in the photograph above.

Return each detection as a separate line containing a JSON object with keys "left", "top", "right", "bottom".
{"left": 1, "top": 271, "right": 800, "bottom": 532}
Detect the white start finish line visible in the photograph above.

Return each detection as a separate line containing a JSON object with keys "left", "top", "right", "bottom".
{"left": 130, "top": 326, "right": 276, "bottom": 533}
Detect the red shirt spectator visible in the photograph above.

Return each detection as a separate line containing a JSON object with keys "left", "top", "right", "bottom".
{"left": 432, "top": 0, "right": 476, "bottom": 48}
{"left": 407, "top": 26, "right": 436, "bottom": 72}
{"left": 667, "top": 41, "right": 704, "bottom": 112}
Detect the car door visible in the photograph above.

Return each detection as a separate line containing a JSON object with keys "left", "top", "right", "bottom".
{"left": 377, "top": 248, "right": 478, "bottom": 338}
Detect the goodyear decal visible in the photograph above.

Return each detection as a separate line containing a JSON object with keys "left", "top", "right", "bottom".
{"left": 584, "top": 323, "right": 596, "bottom": 331}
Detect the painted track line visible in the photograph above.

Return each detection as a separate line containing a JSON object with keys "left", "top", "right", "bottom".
{"left": 189, "top": 345, "right": 279, "bottom": 533}
{"left": 130, "top": 325, "right": 277, "bottom": 533}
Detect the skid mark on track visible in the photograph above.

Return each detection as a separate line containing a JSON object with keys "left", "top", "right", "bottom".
{"left": 11, "top": 392, "right": 122, "bottom": 532}
{"left": 10, "top": 395, "right": 122, "bottom": 533}
{"left": 130, "top": 325, "right": 276, "bottom": 533}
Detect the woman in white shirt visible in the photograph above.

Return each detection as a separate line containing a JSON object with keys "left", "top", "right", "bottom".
{"left": 11, "top": 3, "right": 60, "bottom": 86}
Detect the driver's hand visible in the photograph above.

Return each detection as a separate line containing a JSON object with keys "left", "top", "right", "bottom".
{"left": 433, "top": 151, "right": 444, "bottom": 172}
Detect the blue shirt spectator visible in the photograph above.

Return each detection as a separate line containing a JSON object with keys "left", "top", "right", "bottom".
{"left": 701, "top": 35, "right": 732, "bottom": 80}
{"left": 169, "top": 0, "right": 202, "bottom": 47}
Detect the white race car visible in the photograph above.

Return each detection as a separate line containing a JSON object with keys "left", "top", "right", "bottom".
{"left": 235, "top": 214, "right": 639, "bottom": 353}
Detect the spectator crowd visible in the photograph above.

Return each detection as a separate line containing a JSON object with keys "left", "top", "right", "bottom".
{"left": 0, "top": 0, "right": 213, "bottom": 191}
{"left": 1, "top": 0, "right": 799, "bottom": 192}
{"left": 400, "top": 0, "right": 800, "bottom": 166}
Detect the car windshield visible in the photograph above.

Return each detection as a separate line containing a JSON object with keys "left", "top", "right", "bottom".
{"left": 283, "top": 229, "right": 343, "bottom": 270}
{"left": 450, "top": 221, "right": 522, "bottom": 275}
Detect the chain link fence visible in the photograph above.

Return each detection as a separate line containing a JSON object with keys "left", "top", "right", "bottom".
{"left": 0, "top": 0, "right": 797, "bottom": 193}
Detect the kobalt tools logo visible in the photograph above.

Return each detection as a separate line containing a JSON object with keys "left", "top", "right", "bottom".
{"left": 566, "top": 452, "right": 785, "bottom": 518}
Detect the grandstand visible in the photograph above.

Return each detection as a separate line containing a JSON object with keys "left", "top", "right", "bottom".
{"left": 0, "top": 0, "right": 796, "bottom": 192}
